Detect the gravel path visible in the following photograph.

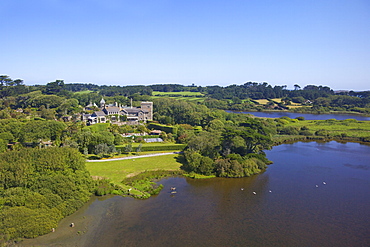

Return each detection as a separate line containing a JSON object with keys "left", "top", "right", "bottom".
{"left": 86, "top": 152, "right": 182, "bottom": 162}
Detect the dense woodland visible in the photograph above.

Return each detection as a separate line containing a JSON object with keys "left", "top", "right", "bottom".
{"left": 0, "top": 148, "right": 94, "bottom": 241}
{"left": 0, "top": 74, "right": 370, "bottom": 243}
{"left": 1, "top": 75, "right": 370, "bottom": 116}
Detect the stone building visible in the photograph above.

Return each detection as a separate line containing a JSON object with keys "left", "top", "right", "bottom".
{"left": 82, "top": 98, "right": 153, "bottom": 125}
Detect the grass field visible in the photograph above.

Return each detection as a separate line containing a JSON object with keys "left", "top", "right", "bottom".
{"left": 86, "top": 154, "right": 182, "bottom": 186}
{"left": 150, "top": 91, "right": 206, "bottom": 102}
{"left": 152, "top": 91, "right": 204, "bottom": 96}
{"left": 285, "top": 119, "right": 370, "bottom": 138}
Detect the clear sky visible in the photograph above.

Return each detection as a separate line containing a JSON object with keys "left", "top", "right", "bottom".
{"left": 1, "top": 0, "right": 369, "bottom": 90}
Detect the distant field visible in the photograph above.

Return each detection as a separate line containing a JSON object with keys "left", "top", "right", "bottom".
{"left": 271, "top": 98, "right": 282, "bottom": 102}
{"left": 254, "top": 99, "right": 270, "bottom": 104}
{"left": 74, "top": 90, "right": 94, "bottom": 94}
{"left": 254, "top": 98, "right": 306, "bottom": 108}
{"left": 150, "top": 91, "right": 206, "bottom": 102}
{"left": 287, "top": 104, "right": 309, "bottom": 109}
{"left": 152, "top": 91, "right": 204, "bottom": 96}
{"left": 86, "top": 154, "right": 182, "bottom": 185}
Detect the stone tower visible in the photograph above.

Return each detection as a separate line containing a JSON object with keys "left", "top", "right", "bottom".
{"left": 141, "top": 102, "right": 153, "bottom": 121}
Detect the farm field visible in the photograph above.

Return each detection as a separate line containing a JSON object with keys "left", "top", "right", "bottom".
{"left": 254, "top": 98, "right": 306, "bottom": 108}
{"left": 254, "top": 99, "right": 270, "bottom": 104}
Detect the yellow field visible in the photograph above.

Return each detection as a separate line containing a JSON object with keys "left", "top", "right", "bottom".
{"left": 254, "top": 99, "right": 270, "bottom": 104}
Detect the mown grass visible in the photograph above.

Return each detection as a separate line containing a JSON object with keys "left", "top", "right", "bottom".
{"left": 86, "top": 154, "right": 182, "bottom": 186}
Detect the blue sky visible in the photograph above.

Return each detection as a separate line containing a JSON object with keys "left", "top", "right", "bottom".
{"left": 1, "top": 0, "right": 369, "bottom": 90}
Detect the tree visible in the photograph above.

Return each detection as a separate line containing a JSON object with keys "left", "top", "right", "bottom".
{"left": 294, "top": 84, "right": 301, "bottom": 90}
{"left": 94, "top": 143, "right": 110, "bottom": 155}
{"left": 0, "top": 75, "right": 12, "bottom": 86}
{"left": 136, "top": 143, "right": 142, "bottom": 153}
{"left": 44, "top": 80, "right": 65, "bottom": 94}
{"left": 124, "top": 143, "right": 132, "bottom": 153}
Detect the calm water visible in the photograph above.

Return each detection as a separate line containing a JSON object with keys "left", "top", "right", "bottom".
{"left": 26, "top": 141, "right": 370, "bottom": 247}
{"left": 227, "top": 110, "right": 370, "bottom": 121}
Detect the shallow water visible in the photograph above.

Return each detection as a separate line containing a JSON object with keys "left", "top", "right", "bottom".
{"left": 21, "top": 141, "right": 370, "bottom": 247}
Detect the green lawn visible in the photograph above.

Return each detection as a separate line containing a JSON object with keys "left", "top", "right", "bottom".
{"left": 86, "top": 154, "right": 182, "bottom": 186}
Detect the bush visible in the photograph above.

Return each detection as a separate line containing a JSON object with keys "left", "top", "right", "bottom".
{"left": 279, "top": 126, "right": 299, "bottom": 135}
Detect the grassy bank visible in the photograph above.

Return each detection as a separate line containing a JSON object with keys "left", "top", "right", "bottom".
{"left": 86, "top": 154, "right": 183, "bottom": 198}
{"left": 273, "top": 118, "right": 370, "bottom": 144}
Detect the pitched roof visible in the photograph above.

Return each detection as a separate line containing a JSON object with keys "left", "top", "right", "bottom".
{"left": 94, "top": 111, "right": 106, "bottom": 117}
{"left": 105, "top": 106, "right": 120, "bottom": 112}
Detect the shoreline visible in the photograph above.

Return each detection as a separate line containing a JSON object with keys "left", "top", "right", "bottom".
{"left": 17, "top": 196, "right": 115, "bottom": 247}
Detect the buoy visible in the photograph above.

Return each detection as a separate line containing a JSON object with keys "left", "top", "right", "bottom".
{"left": 269, "top": 190, "right": 272, "bottom": 193}
{"left": 70, "top": 223, "right": 75, "bottom": 227}
{"left": 241, "top": 188, "right": 244, "bottom": 191}
{"left": 252, "top": 192, "right": 256, "bottom": 195}
{"left": 315, "top": 185, "right": 318, "bottom": 188}
{"left": 323, "top": 181, "right": 326, "bottom": 185}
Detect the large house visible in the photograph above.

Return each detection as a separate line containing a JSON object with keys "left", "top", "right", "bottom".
{"left": 82, "top": 98, "right": 153, "bottom": 125}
